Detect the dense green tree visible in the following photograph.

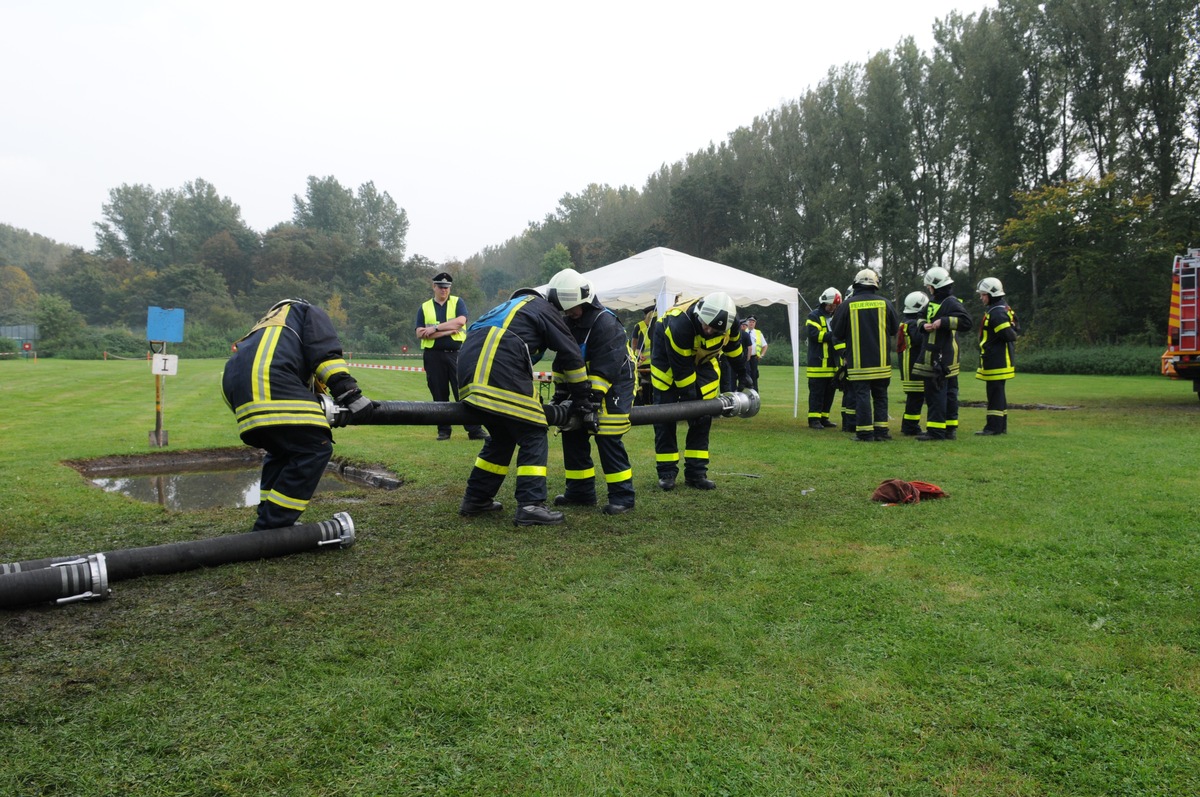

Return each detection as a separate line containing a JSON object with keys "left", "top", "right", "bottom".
{"left": 293, "top": 176, "right": 358, "bottom": 243}
{"left": 0, "top": 265, "right": 38, "bottom": 323}
{"left": 167, "top": 178, "right": 259, "bottom": 268}
{"left": 94, "top": 183, "right": 170, "bottom": 266}
{"left": 0, "top": 224, "right": 73, "bottom": 279}
{"left": 35, "top": 293, "right": 87, "bottom": 353}
{"left": 997, "top": 176, "right": 1172, "bottom": 343}
{"left": 354, "top": 181, "right": 409, "bottom": 258}
{"left": 538, "top": 243, "right": 575, "bottom": 285}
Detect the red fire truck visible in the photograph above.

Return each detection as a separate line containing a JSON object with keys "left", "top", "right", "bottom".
{"left": 1162, "top": 248, "right": 1200, "bottom": 400}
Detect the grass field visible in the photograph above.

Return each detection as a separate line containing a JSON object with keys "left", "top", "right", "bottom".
{"left": 1, "top": 358, "right": 1198, "bottom": 796}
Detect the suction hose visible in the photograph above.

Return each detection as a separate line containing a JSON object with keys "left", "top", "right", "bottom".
{"left": 0, "top": 512, "right": 354, "bottom": 608}
{"left": 338, "top": 389, "right": 760, "bottom": 428}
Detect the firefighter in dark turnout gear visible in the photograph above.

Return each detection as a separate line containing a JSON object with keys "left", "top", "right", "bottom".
{"left": 546, "top": 269, "right": 637, "bottom": 515}
{"left": 837, "top": 283, "right": 855, "bottom": 432}
{"left": 912, "top": 267, "right": 972, "bottom": 441}
{"left": 457, "top": 287, "right": 589, "bottom": 526}
{"left": 222, "top": 299, "right": 374, "bottom": 530}
{"left": 806, "top": 287, "right": 842, "bottom": 429}
{"left": 650, "top": 292, "right": 747, "bottom": 490}
{"left": 830, "top": 270, "right": 900, "bottom": 442}
{"left": 975, "top": 277, "right": 1018, "bottom": 435}
{"left": 898, "top": 291, "right": 930, "bottom": 435}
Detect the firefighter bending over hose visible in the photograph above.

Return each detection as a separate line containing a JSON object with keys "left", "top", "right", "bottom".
{"left": 222, "top": 299, "right": 376, "bottom": 530}
{"left": 650, "top": 292, "right": 748, "bottom": 491}
{"left": 547, "top": 269, "right": 637, "bottom": 515}
{"left": 456, "top": 287, "right": 590, "bottom": 526}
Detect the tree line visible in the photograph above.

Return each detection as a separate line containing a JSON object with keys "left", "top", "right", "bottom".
{"left": 1, "top": 0, "right": 1198, "bottom": 356}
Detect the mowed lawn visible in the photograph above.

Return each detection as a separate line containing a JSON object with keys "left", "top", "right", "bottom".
{"left": 1, "top": 358, "right": 1197, "bottom": 796}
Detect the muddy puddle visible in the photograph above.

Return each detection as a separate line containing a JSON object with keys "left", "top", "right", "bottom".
{"left": 67, "top": 448, "right": 401, "bottom": 511}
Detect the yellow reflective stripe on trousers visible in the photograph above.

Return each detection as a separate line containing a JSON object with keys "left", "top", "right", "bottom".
{"left": 263, "top": 489, "right": 308, "bottom": 511}
{"left": 473, "top": 457, "right": 509, "bottom": 476}
{"left": 604, "top": 469, "right": 632, "bottom": 483}
{"left": 517, "top": 465, "right": 547, "bottom": 477}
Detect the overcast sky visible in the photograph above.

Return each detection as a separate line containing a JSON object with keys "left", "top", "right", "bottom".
{"left": 1, "top": 0, "right": 994, "bottom": 263}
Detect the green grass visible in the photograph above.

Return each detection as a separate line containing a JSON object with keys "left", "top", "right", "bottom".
{"left": 2, "top": 359, "right": 1198, "bottom": 796}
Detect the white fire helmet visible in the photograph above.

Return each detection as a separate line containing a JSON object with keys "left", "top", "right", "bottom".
{"left": 854, "top": 268, "right": 880, "bottom": 288}
{"left": 694, "top": 291, "right": 737, "bottom": 332}
{"left": 546, "top": 268, "right": 595, "bottom": 311}
{"left": 903, "top": 291, "right": 930, "bottom": 315}
{"left": 924, "top": 266, "right": 953, "bottom": 290}
{"left": 977, "top": 277, "right": 1005, "bottom": 297}
{"left": 819, "top": 287, "right": 842, "bottom": 307}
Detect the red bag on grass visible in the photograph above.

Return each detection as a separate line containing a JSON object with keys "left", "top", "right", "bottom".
{"left": 870, "top": 479, "right": 947, "bottom": 504}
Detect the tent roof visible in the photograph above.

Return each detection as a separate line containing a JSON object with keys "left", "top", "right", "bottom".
{"left": 583, "top": 247, "right": 797, "bottom": 311}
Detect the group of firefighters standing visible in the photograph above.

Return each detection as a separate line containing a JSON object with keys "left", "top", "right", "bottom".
{"left": 805, "top": 266, "right": 1018, "bottom": 443}
{"left": 221, "top": 265, "right": 1015, "bottom": 533}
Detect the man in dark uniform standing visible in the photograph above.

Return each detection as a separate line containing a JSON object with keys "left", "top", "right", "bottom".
{"left": 975, "top": 277, "right": 1018, "bottom": 435}
{"left": 457, "top": 287, "right": 590, "bottom": 526}
{"left": 898, "top": 291, "right": 930, "bottom": 436}
{"left": 414, "top": 271, "right": 487, "bottom": 442}
{"left": 830, "top": 270, "right": 900, "bottom": 442}
{"left": 222, "top": 299, "right": 375, "bottom": 530}
{"left": 805, "top": 287, "right": 841, "bottom": 429}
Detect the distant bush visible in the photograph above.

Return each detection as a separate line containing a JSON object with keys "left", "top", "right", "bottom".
{"left": 1018, "top": 344, "right": 1163, "bottom": 376}
{"left": 0, "top": 336, "right": 16, "bottom": 353}
{"left": 52, "top": 328, "right": 146, "bottom": 359}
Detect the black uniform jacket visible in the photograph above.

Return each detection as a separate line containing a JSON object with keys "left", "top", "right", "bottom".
{"left": 977, "top": 300, "right": 1017, "bottom": 380}
{"left": 221, "top": 301, "right": 354, "bottom": 437}
{"left": 561, "top": 303, "right": 636, "bottom": 436}
{"left": 649, "top": 300, "right": 746, "bottom": 400}
{"left": 898, "top": 316, "right": 926, "bottom": 392}
{"left": 830, "top": 289, "right": 900, "bottom": 381}
{"left": 912, "top": 287, "right": 971, "bottom": 379}
{"left": 459, "top": 293, "right": 588, "bottom": 426}
{"left": 805, "top": 307, "right": 838, "bottom": 377}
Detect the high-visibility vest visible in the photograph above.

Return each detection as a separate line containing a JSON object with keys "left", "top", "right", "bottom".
{"left": 420, "top": 296, "right": 467, "bottom": 348}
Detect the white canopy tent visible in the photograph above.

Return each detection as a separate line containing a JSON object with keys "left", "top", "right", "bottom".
{"left": 582, "top": 247, "right": 804, "bottom": 417}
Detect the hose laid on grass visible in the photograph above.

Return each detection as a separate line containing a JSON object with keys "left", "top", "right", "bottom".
{"left": 0, "top": 512, "right": 355, "bottom": 608}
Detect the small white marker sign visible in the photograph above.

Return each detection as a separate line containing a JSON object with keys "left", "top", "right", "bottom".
{"left": 152, "top": 353, "right": 179, "bottom": 376}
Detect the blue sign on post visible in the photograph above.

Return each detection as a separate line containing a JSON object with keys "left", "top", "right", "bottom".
{"left": 147, "top": 307, "right": 185, "bottom": 343}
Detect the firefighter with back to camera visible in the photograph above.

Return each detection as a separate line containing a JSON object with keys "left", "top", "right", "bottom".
{"left": 456, "top": 285, "right": 590, "bottom": 526}
{"left": 546, "top": 269, "right": 637, "bottom": 515}
{"left": 975, "top": 277, "right": 1018, "bottom": 435}
{"left": 650, "top": 291, "right": 748, "bottom": 491}
{"left": 806, "top": 287, "right": 842, "bottom": 429}
{"left": 830, "top": 270, "right": 900, "bottom": 442}
{"left": 222, "top": 299, "right": 376, "bottom": 530}
{"left": 912, "top": 266, "right": 972, "bottom": 441}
